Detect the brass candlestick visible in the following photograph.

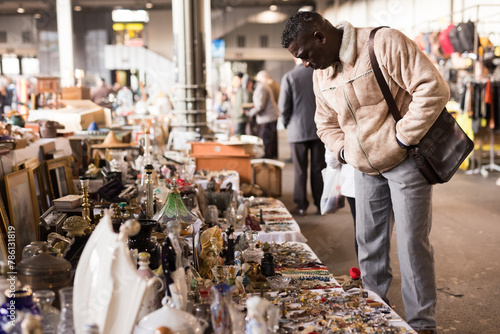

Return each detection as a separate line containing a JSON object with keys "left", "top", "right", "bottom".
{"left": 80, "top": 177, "right": 92, "bottom": 225}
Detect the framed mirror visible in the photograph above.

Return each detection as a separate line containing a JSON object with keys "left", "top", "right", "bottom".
{"left": 25, "top": 157, "right": 50, "bottom": 214}
{"left": 43, "top": 157, "right": 75, "bottom": 201}
{"left": 4, "top": 168, "right": 40, "bottom": 257}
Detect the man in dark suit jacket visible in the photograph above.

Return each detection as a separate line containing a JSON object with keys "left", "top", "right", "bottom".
{"left": 279, "top": 58, "right": 326, "bottom": 215}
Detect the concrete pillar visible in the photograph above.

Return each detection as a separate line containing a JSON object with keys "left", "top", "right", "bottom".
{"left": 56, "top": 0, "right": 75, "bottom": 87}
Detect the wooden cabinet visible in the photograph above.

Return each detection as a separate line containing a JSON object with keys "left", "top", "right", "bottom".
{"left": 189, "top": 142, "right": 254, "bottom": 184}
{"left": 36, "top": 77, "right": 60, "bottom": 94}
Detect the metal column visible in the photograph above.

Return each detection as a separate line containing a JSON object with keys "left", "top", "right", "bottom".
{"left": 56, "top": 0, "right": 75, "bottom": 87}
{"left": 171, "top": 0, "right": 210, "bottom": 136}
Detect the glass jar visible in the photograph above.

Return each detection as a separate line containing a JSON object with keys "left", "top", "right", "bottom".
{"left": 22, "top": 241, "right": 48, "bottom": 260}
{"left": 33, "top": 290, "right": 60, "bottom": 334}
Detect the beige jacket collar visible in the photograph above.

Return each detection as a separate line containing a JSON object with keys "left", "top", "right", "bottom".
{"left": 337, "top": 21, "right": 356, "bottom": 66}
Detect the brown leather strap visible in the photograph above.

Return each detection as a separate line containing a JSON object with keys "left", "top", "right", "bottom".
{"left": 368, "top": 27, "right": 402, "bottom": 122}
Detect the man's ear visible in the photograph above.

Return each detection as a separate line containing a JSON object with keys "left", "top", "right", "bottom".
{"left": 313, "top": 31, "right": 326, "bottom": 44}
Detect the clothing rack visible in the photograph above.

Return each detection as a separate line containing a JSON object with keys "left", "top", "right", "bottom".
{"left": 462, "top": 77, "right": 500, "bottom": 176}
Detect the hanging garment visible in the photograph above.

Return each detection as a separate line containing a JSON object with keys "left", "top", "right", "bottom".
{"left": 484, "top": 80, "right": 494, "bottom": 130}
{"left": 449, "top": 25, "right": 465, "bottom": 53}
{"left": 457, "top": 21, "right": 476, "bottom": 52}
{"left": 429, "top": 31, "right": 446, "bottom": 59}
{"left": 493, "top": 82, "right": 500, "bottom": 131}
{"left": 439, "top": 24, "right": 456, "bottom": 55}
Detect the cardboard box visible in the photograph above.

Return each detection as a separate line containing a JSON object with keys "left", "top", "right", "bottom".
{"left": 251, "top": 159, "right": 285, "bottom": 197}
{"left": 61, "top": 87, "right": 91, "bottom": 100}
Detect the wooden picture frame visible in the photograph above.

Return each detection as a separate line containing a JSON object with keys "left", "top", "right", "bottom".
{"left": 25, "top": 158, "right": 50, "bottom": 214}
{"left": 0, "top": 231, "right": 6, "bottom": 263}
{"left": 43, "top": 157, "right": 75, "bottom": 202}
{"left": 0, "top": 191, "right": 10, "bottom": 263}
{"left": 4, "top": 169, "right": 40, "bottom": 257}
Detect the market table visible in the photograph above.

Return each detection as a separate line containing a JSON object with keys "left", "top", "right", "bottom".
{"left": 249, "top": 197, "right": 307, "bottom": 243}
{"left": 234, "top": 240, "right": 416, "bottom": 333}
{"left": 217, "top": 197, "right": 307, "bottom": 243}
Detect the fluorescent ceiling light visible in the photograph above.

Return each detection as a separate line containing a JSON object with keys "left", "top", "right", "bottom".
{"left": 299, "top": 6, "right": 314, "bottom": 12}
{"left": 247, "top": 10, "right": 288, "bottom": 24}
{"left": 112, "top": 9, "right": 150, "bottom": 23}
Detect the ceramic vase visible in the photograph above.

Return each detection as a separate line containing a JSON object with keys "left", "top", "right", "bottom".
{"left": 136, "top": 252, "right": 163, "bottom": 320}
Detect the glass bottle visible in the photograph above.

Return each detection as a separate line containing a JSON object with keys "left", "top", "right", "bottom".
{"left": 33, "top": 290, "right": 60, "bottom": 334}
{"left": 0, "top": 288, "right": 40, "bottom": 333}
{"left": 144, "top": 164, "right": 155, "bottom": 219}
{"left": 56, "top": 287, "right": 74, "bottom": 334}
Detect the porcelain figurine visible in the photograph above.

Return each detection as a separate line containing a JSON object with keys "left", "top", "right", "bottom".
{"left": 73, "top": 216, "right": 154, "bottom": 334}
{"left": 245, "top": 296, "right": 270, "bottom": 334}
{"left": 162, "top": 220, "right": 188, "bottom": 310}
{"left": 225, "top": 226, "right": 235, "bottom": 265}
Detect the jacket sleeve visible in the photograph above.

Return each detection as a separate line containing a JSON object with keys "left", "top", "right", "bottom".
{"left": 375, "top": 28, "right": 450, "bottom": 145}
{"left": 278, "top": 73, "right": 293, "bottom": 128}
{"left": 313, "top": 73, "right": 345, "bottom": 163}
{"left": 248, "top": 84, "right": 268, "bottom": 117}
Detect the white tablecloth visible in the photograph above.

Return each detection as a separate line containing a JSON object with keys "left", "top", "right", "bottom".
{"left": 233, "top": 198, "right": 307, "bottom": 243}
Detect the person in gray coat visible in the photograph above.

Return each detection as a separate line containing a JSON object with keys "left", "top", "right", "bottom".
{"left": 279, "top": 58, "right": 326, "bottom": 215}
{"left": 245, "top": 76, "right": 280, "bottom": 159}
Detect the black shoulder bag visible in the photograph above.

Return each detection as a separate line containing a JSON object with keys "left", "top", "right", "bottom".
{"left": 368, "top": 27, "right": 474, "bottom": 184}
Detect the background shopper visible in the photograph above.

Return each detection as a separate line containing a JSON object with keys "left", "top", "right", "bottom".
{"left": 279, "top": 57, "right": 325, "bottom": 215}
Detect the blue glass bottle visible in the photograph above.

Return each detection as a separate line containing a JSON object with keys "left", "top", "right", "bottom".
{"left": 0, "top": 288, "right": 40, "bottom": 334}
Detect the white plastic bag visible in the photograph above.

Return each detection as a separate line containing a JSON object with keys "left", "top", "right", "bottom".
{"left": 320, "top": 166, "right": 345, "bottom": 215}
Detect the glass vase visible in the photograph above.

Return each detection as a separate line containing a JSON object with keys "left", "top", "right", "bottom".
{"left": 56, "top": 287, "right": 74, "bottom": 334}
{"left": 128, "top": 220, "right": 161, "bottom": 270}
{"left": 33, "top": 290, "right": 60, "bottom": 334}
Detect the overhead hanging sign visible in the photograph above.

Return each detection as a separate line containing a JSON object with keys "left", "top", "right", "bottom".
{"left": 112, "top": 9, "right": 149, "bottom": 23}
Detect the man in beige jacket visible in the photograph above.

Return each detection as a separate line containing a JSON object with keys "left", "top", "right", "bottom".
{"left": 282, "top": 11, "right": 449, "bottom": 334}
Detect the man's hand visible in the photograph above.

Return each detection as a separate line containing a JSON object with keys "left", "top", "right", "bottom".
{"left": 325, "top": 147, "right": 341, "bottom": 168}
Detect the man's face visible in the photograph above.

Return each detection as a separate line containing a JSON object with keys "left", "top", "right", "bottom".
{"left": 232, "top": 76, "right": 242, "bottom": 88}
{"left": 287, "top": 30, "right": 337, "bottom": 70}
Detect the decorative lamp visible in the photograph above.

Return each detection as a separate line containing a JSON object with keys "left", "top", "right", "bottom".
{"left": 153, "top": 179, "right": 198, "bottom": 233}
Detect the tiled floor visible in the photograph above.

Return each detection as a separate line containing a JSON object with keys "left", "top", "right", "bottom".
{"left": 275, "top": 130, "right": 500, "bottom": 333}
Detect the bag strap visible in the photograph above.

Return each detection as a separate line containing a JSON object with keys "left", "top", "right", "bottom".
{"left": 368, "top": 27, "right": 402, "bottom": 122}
